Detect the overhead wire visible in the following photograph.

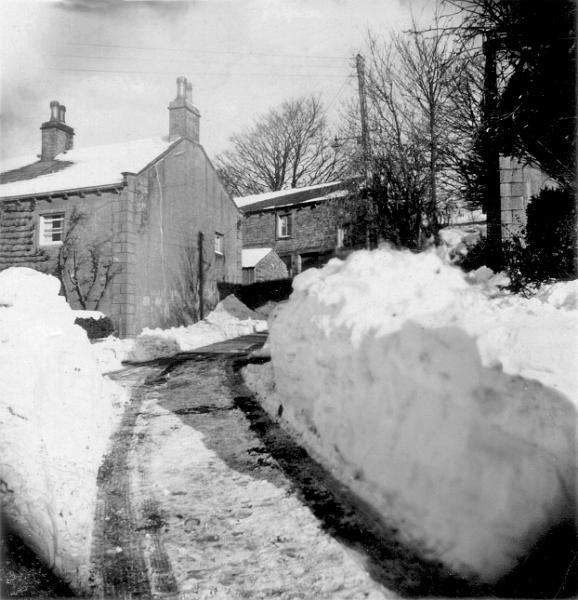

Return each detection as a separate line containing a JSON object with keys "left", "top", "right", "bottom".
{"left": 50, "top": 53, "right": 350, "bottom": 70}
{"left": 48, "top": 67, "right": 353, "bottom": 78}
{"left": 50, "top": 43, "right": 353, "bottom": 79}
{"left": 66, "top": 41, "right": 348, "bottom": 61}
{"left": 326, "top": 76, "right": 354, "bottom": 112}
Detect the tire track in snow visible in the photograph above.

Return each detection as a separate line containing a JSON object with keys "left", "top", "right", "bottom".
{"left": 90, "top": 366, "right": 178, "bottom": 599}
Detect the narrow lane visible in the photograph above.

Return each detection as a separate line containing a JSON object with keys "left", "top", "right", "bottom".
{"left": 92, "top": 350, "right": 481, "bottom": 599}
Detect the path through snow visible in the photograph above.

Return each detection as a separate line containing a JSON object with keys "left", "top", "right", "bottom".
{"left": 89, "top": 353, "right": 483, "bottom": 599}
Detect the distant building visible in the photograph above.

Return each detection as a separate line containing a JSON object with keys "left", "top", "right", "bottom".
{"left": 242, "top": 248, "right": 288, "bottom": 284}
{"left": 499, "top": 156, "right": 558, "bottom": 239}
{"left": 0, "top": 77, "right": 241, "bottom": 336}
{"left": 235, "top": 181, "right": 359, "bottom": 276}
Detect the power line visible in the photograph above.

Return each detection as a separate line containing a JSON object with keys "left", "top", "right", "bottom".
{"left": 67, "top": 42, "right": 347, "bottom": 61}
{"left": 50, "top": 53, "right": 350, "bottom": 70}
{"left": 326, "top": 76, "right": 353, "bottom": 111}
{"left": 48, "top": 66, "right": 354, "bottom": 79}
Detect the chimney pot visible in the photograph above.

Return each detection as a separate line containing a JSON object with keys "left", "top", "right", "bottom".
{"left": 186, "top": 81, "right": 193, "bottom": 102}
{"left": 176, "top": 76, "right": 187, "bottom": 99}
{"left": 59, "top": 105, "right": 66, "bottom": 123}
{"left": 50, "top": 100, "right": 60, "bottom": 121}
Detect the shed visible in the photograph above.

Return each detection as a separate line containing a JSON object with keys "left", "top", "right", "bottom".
{"left": 242, "top": 247, "right": 288, "bottom": 284}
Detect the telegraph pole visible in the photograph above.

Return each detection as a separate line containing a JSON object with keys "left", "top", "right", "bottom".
{"left": 198, "top": 231, "right": 204, "bottom": 320}
{"left": 482, "top": 34, "right": 503, "bottom": 268}
{"left": 356, "top": 53, "right": 371, "bottom": 181}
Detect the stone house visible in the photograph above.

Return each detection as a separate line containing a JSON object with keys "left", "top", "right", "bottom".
{"left": 0, "top": 77, "right": 241, "bottom": 336}
{"left": 499, "top": 156, "right": 558, "bottom": 239}
{"left": 236, "top": 182, "right": 358, "bottom": 277}
{"left": 241, "top": 248, "right": 288, "bottom": 284}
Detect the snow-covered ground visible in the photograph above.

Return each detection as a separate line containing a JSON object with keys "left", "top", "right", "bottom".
{"left": 244, "top": 248, "right": 577, "bottom": 584}
{"left": 439, "top": 223, "right": 485, "bottom": 262}
{"left": 2, "top": 250, "right": 575, "bottom": 592}
{"left": 91, "top": 295, "right": 267, "bottom": 371}
{"left": 0, "top": 270, "right": 266, "bottom": 592}
{"left": 0, "top": 268, "right": 128, "bottom": 591}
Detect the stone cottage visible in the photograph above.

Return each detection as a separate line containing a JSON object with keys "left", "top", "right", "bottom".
{"left": 0, "top": 77, "right": 242, "bottom": 336}
{"left": 235, "top": 181, "right": 359, "bottom": 277}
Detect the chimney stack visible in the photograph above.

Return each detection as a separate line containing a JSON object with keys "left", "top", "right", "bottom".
{"left": 168, "top": 76, "right": 200, "bottom": 143}
{"left": 40, "top": 100, "right": 74, "bottom": 161}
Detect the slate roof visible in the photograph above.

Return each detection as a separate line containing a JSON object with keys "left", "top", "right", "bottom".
{"left": 234, "top": 181, "right": 348, "bottom": 213}
{"left": 0, "top": 137, "right": 177, "bottom": 200}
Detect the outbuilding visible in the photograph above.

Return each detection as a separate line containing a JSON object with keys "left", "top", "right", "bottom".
{"left": 241, "top": 247, "right": 288, "bottom": 284}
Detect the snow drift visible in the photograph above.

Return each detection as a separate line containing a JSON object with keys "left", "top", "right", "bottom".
{"left": 266, "top": 249, "right": 577, "bottom": 584}
{"left": 90, "top": 295, "right": 266, "bottom": 371}
{"left": 0, "top": 268, "right": 127, "bottom": 591}
{"left": 126, "top": 294, "right": 267, "bottom": 362}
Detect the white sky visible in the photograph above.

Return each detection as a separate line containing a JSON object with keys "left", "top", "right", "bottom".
{"left": 0, "top": 0, "right": 431, "bottom": 162}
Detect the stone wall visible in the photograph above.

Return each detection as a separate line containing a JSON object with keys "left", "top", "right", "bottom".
{"left": 499, "top": 156, "right": 558, "bottom": 239}
{"left": 242, "top": 198, "right": 354, "bottom": 274}
{"left": 0, "top": 191, "right": 119, "bottom": 314}
{"left": 119, "top": 139, "right": 241, "bottom": 336}
{"left": 254, "top": 250, "right": 289, "bottom": 282}
{"left": 0, "top": 199, "right": 50, "bottom": 269}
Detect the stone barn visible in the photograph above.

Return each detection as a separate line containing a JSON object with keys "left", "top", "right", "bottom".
{"left": 0, "top": 77, "right": 242, "bottom": 336}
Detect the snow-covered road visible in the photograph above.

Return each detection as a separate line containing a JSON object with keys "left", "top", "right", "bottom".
{"left": 89, "top": 352, "right": 485, "bottom": 599}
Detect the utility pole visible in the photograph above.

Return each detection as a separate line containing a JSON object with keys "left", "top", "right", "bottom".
{"left": 356, "top": 53, "right": 374, "bottom": 249}
{"left": 356, "top": 54, "right": 371, "bottom": 181}
{"left": 198, "top": 231, "right": 204, "bottom": 320}
{"left": 482, "top": 34, "right": 503, "bottom": 268}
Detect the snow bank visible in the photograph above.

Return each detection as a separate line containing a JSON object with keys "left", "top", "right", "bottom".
{"left": 0, "top": 268, "right": 127, "bottom": 592}
{"left": 266, "top": 249, "right": 577, "bottom": 584}
{"left": 91, "top": 335, "right": 135, "bottom": 373}
{"left": 439, "top": 225, "right": 484, "bottom": 262}
{"left": 127, "top": 295, "right": 266, "bottom": 362}
{"left": 534, "top": 280, "right": 578, "bottom": 310}
{"left": 89, "top": 296, "right": 267, "bottom": 370}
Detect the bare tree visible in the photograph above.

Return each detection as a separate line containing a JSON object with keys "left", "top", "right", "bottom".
{"left": 339, "top": 9, "right": 483, "bottom": 248}
{"left": 55, "top": 208, "right": 120, "bottom": 310}
{"left": 396, "top": 17, "right": 460, "bottom": 235}
{"left": 215, "top": 96, "right": 347, "bottom": 196}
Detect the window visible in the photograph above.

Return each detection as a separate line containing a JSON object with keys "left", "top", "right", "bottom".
{"left": 337, "top": 223, "right": 352, "bottom": 248}
{"left": 214, "top": 232, "right": 224, "bottom": 255}
{"left": 276, "top": 212, "right": 292, "bottom": 239}
{"left": 39, "top": 213, "right": 65, "bottom": 246}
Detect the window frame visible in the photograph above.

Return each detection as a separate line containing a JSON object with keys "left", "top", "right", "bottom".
{"left": 336, "top": 223, "right": 352, "bottom": 248}
{"left": 214, "top": 232, "right": 224, "bottom": 256}
{"left": 276, "top": 212, "right": 293, "bottom": 239}
{"left": 337, "top": 225, "right": 345, "bottom": 248}
{"left": 39, "top": 212, "right": 65, "bottom": 247}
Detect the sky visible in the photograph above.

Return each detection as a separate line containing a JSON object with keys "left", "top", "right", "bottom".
{"left": 0, "top": 0, "right": 431, "bottom": 162}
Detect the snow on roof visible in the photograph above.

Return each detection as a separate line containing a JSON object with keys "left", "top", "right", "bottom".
{"left": 0, "top": 137, "right": 177, "bottom": 199}
{"left": 242, "top": 247, "right": 272, "bottom": 268}
{"left": 234, "top": 181, "right": 347, "bottom": 211}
